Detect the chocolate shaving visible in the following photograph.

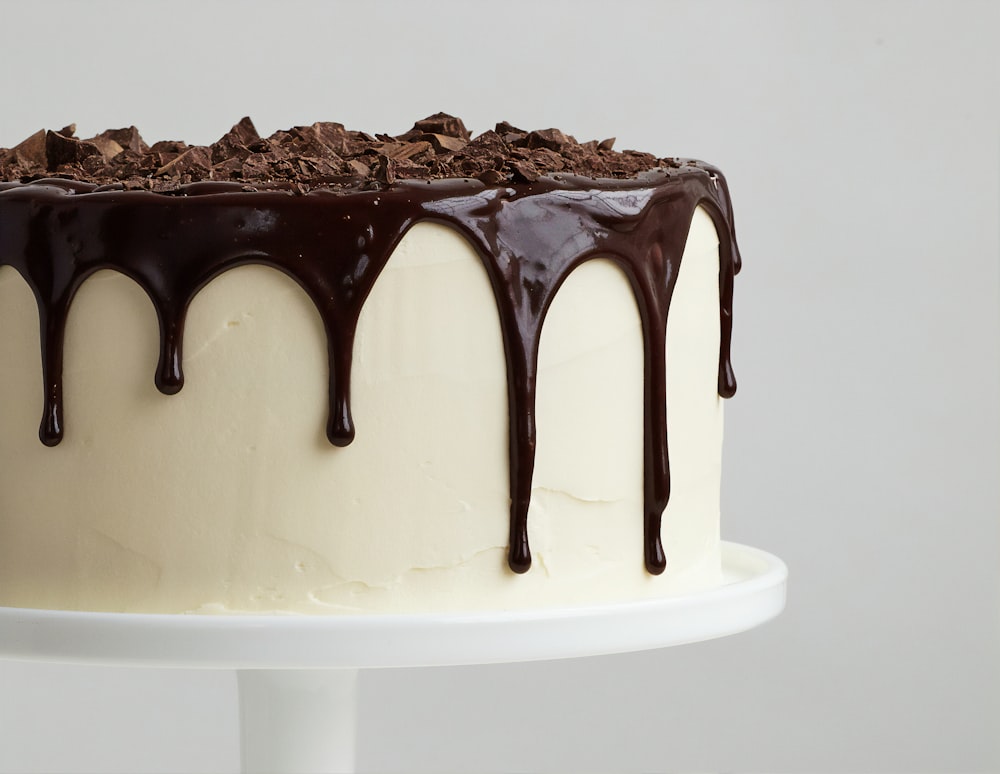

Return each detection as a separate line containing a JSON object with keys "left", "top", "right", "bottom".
{"left": 511, "top": 160, "right": 540, "bottom": 183}
{"left": 307, "top": 123, "right": 350, "bottom": 154}
{"left": 373, "top": 155, "right": 396, "bottom": 185}
{"left": 149, "top": 140, "right": 188, "bottom": 154}
{"left": 526, "top": 128, "right": 572, "bottom": 151}
{"left": 346, "top": 159, "right": 371, "bottom": 178}
{"left": 3, "top": 129, "right": 47, "bottom": 170}
{"left": 211, "top": 116, "right": 261, "bottom": 164}
{"left": 421, "top": 133, "right": 467, "bottom": 154}
{"left": 477, "top": 169, "right": 505, "bottom": 185}
{"left": 379, "top": 140, "right": 431, "bottom": 161}
{"left": 495, "top": 121, "right": 526, "bottom": 135}
{"left": 45, "top": 130, "right": 102, "bottom": 171}
{"left": 102, "top": 126, "right": 148, "bottom": 154}
{"left": 412, "top": 112, "right": 470, "bottom": 141}
{"left": 86, "top": 135, "right": 124, "bottom": 161}
{"left": 155, "top": 146, "right": 213, "bottom": 178}
{"left": 1, "top": 113, "right": 682, "bottom": 191}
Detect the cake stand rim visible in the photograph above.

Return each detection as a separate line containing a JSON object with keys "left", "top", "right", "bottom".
{"left": 0, "top": 541, "right": 786, "bottom": 669}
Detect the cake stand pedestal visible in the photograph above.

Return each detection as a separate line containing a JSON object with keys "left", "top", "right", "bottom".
{"left": 0, "top": 541, "right": 786, "bottom": 774}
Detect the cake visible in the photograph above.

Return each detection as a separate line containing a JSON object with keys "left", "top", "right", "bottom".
{"left": 0, "top": 115, "right": 740, "bottom": 614}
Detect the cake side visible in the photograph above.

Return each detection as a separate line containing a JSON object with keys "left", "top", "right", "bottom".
{"left": 0, "top": 208, "right": 722, "bottom": 612}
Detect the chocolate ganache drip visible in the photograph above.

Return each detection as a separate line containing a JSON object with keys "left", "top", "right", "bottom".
{"left": 0, "top": 117, "right": 740, "bottom": 575}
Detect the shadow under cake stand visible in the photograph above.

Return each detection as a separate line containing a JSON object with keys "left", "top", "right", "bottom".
{"left": 0, "top": 541, "right": 786, "bottom": 773}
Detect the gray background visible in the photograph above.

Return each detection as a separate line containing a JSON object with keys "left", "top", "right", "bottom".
{"left": 1, "top": 0, "right": 997, "bottom": 771}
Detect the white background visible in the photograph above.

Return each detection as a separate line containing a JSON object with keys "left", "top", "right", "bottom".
{"left": 1, "top": 0, "right": 998, "bottom": 772}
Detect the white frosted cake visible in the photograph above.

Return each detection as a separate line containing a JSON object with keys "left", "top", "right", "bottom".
{"left": 0, "top": 116, "right": 740, "bottom": 614}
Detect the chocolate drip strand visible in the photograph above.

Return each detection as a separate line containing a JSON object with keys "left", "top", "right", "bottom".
{"left": 633, "top": 244, "right": 673, "bottom": 575}
{"left": 325, "top": 318, "right": 358, "bottom": 447}
{"left": 0, "top": 166, "right": 740, "bottom": 574}
{"left": 154, "top": 308, "right": 185, "bottom": 395}
{"left": 703, "top": 172, "right": 741, "bottom": 399}
{"left": 501, "top": 340, "right": 536, "bottom": 575}
{"left": 38, "top": 303, "right": 67, "bottom": 447}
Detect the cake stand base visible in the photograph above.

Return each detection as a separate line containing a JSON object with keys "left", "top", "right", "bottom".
{"left": 0, "top": 542, "right": 786, "bottom": 774}
{"left": 238, "top": 669, "right": 359, "bottom": 774}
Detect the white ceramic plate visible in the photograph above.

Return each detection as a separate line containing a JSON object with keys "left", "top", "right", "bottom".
{"left": 0, "top": 541, "right": 786, "bottom": 669}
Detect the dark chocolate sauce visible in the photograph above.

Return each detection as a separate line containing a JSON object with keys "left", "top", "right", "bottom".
{"left": 0, "top": 165, "right": 739, "bottom": 574}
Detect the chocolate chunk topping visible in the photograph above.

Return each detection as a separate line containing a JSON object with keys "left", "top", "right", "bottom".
{"left": 379, "top": 140, "right": 431, "bottom": 161}
{"left": 511, "top": 160, "right": 541, "bottom": 183}
{"left": 45, "top": 130, "right": 102, "bottom": 171}
{"left": 4, "top": 129, "right": 47, "bottom": 171}
{"left": 101, "top": 126, "right": 148, "bottom": 154}
{"left": 411, "top": 112, "right": 470, "bottom": 141}
{"left": 420, "top": 133, "right": 467, "bottom": 154}
{"left": 525, "top": 128, "right": 571, "bottom": 151}
{"left": 0, "top": 114, "right": 683, "bottom": 191}
{"left": 86, "top": 134, "right": 124, "bottom": 161}
{"left": 155, "top": 146, "right": 213, "bottom": 178}
{"left": 373, "top": 155, "right": 396, "bottom": 185}
{"left": 211, "top": 116, "right": 261, "bottom": 164}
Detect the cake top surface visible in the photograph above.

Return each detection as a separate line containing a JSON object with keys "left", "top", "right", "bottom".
{"left": 0, "top": 113, "right": 688, "bottom": 193}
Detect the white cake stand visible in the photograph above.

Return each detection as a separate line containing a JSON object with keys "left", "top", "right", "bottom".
{"left": 0, "top": 541, "right": 786, "bottom": 774}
